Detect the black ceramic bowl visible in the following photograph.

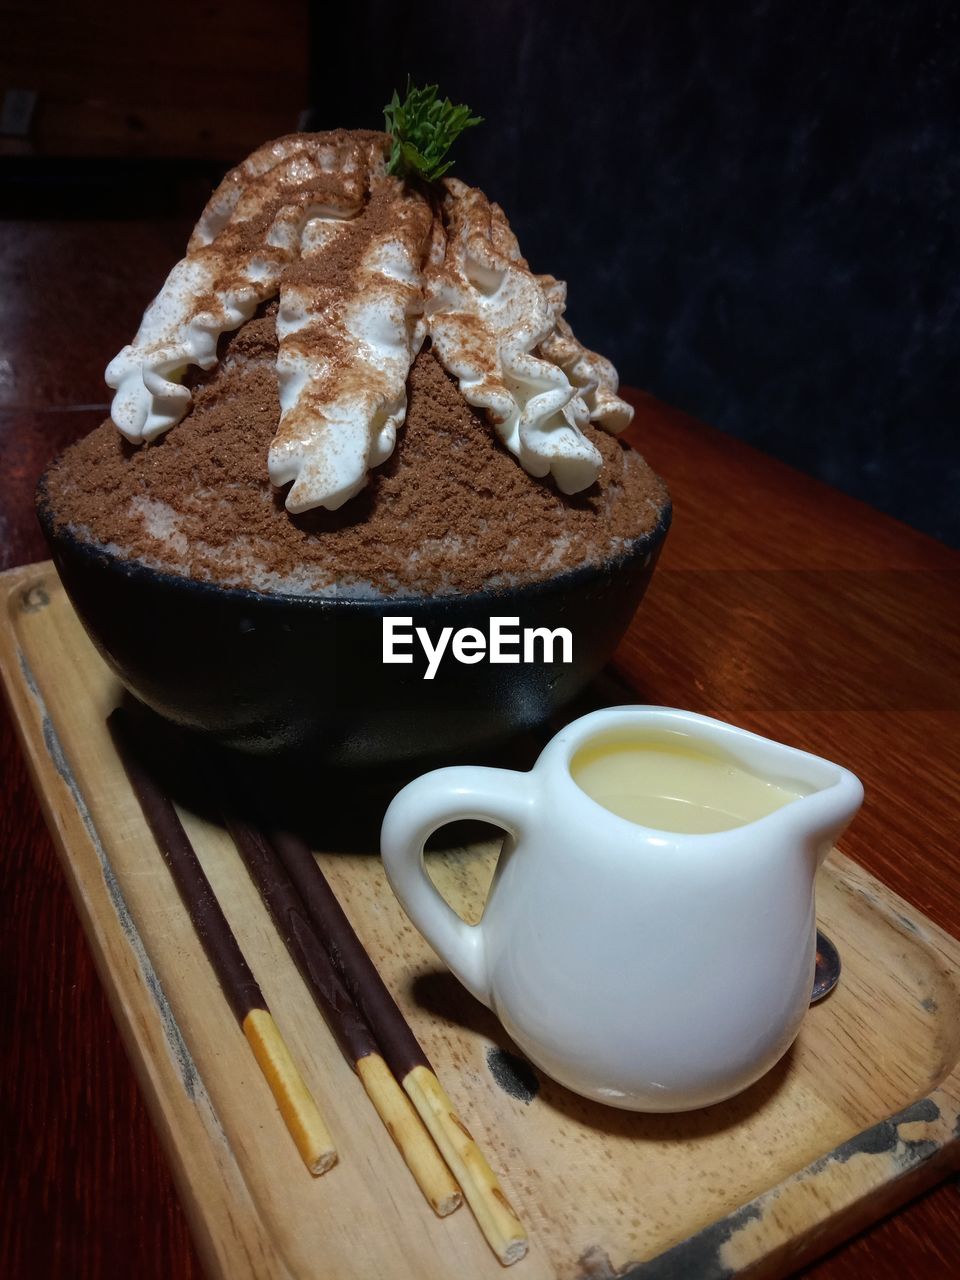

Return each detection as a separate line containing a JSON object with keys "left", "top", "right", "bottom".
{"left": 38, "top": 480, "right": 670, "bottom": 769}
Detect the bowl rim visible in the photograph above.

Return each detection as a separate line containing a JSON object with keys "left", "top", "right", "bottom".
{"left": 37, "top": 475, "right": 672, "bottom": 612}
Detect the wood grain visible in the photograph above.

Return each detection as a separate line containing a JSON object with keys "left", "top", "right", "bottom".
{"left": 2, "top": 1, "right": 308, "bottom": 160}
{"left": 0, "top": 216, "right": 958, "bottom": 1277}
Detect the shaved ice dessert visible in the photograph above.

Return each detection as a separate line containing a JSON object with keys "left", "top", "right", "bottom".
{"left": 44, "top": 122, "right": 668, "bottom": 599}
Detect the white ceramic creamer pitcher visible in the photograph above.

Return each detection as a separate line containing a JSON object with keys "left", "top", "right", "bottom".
{"left": 381, "top": 707, "right": 864, "bottom": 1111}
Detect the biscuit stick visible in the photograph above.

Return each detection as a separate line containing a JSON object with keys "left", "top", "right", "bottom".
{"left": 268, "top": 827, "right": 528, "bottom": 1265}
{"left": 107, "top": 710, "right": 336, "bottom": 1176}
{"left": 224, "top": 815, "right": 461, "bottom": 1217}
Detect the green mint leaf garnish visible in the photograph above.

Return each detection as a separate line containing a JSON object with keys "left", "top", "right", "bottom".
{"left": 384, "top": 78, "right": 483, "bottom": 184}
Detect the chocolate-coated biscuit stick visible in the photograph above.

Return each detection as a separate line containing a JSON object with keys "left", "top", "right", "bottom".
{"left": 224, "top": 815, "right": 461, "bottom": 1217}
{"left": 107, "top": 710, "right": 336, "bottom": 1176}
{"left": 268, "top": 827, "right": 528, "bottom": 1266}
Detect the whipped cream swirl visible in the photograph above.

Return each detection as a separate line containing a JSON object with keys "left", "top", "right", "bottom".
{"left": 425, "top": 180, "right": 632, "bottom": 495}
{"left": 106, "top": 131, "right": 634, "bottom": 512}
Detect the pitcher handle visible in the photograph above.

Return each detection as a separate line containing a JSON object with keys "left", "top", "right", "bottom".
{"left": 380, "top": 766, "right": 534, "bottom": 1008}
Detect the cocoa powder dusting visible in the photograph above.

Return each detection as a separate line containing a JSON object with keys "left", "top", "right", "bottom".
{"left": 44, "top": 311, "right": 668, "bottom": 597}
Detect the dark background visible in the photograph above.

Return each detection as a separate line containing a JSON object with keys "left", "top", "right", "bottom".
{"left": 4, "top": 0, "right": 958, "bottom": 544}
{"left": 309, "top": 0, "right": 960, "bottom": 546}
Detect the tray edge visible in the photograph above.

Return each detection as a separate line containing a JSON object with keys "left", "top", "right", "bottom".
{"left": 0, "top": 561, "right": 295, "bottom": 1280}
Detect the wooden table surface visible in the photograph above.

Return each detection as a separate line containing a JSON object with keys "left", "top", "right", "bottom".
{"left": 1, "top": 221, "right": 958, "bottom": 1279}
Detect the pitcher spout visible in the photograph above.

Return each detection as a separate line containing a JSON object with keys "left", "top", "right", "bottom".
{"left": 797, "top": 764, "right": 864, "bottom": 867}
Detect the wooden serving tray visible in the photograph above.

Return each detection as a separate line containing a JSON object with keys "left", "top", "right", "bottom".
{"left": 2, "top": 560, "right": 959, "bottom": 1280}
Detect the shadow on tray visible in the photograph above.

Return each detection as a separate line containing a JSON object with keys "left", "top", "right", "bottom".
{"left": 116, "top": 665, "right": 643, "bottom": 852}
{"left": 413, "top": 966, "right": 798, "bottom": 1139}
